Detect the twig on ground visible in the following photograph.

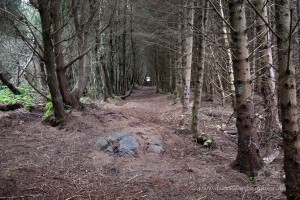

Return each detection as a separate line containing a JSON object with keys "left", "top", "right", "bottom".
{"left": 124, "top": 173, "right": 143, "bottom": 183}
{"left": 65, "top": 195, "right": 82, "bottom": 200}
{"left": 0, "top": 196, "right": 25, "bottom": 199}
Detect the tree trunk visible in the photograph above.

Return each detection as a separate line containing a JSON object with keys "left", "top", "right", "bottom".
{"left": 155, "top": 49, "right": 159, "bottom": 93}
{"left": 94, "top": 31, "right": 109, "bottom": 101}
{"left": 70, "top": 30, "right": 90, "bottom": 106}
{"left": 70, "top": 3, "right": 94, "bottom": 108}
{"left": 38, "top": 0, "right": 65, "bottom": 121}
{"left": 216, "top": 68, "right": 225, "bottom": 106}
{"left": 52, "top": 0, "right": 69, "bottom": 102}
{"left": 228, "top": 0, "right": 263, "bottom": 176}
{"left": 297, "top": 0, "right": 300, "bottom": 97}
{"left": 120, "top": 0, "right": 127, "bottom": 95}
{"left": 275, "top": 0, "right": 300, "bottom": 198}
{"left": 175, "top": 20, "right": 183, "bottom": 100}
{"left": 109, "top": 24, "right": 115, "bottom": 94}
{"left": 52, "top": 0, "right": 78, "bottom": 107}
{"left": 130, "top": 3, "right": 137, "bottom": 91}
{"left": 209, "top": 46, "right": 225, "bottom": 106}
{"left": 170, "top": 52, "right": 176, "bottom": 93}
{"left": 182, "top": 0, "right": 195, "bottom": 115}
{"left": 253, "top": 0, "right": 281, "bottom": 143}
{"left": 39, "top": 60, "right": 47, "bottom": 90}
{"left": 219, "top": 0, "right": 235, "bottom": 109}
{"left": 191, "top": 0, "right": 208, "bottom": 135}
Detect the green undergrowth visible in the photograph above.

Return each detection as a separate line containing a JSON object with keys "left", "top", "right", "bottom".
{"left": 44, "top": 101, "right": 54, "bottom": 119}
{"left": 112, "top": 93, "right": 121, "bottom": 100}
{"left": 0, "top": 83, "right": 39, "bottom": 110}
{"left": 43, "top": 98, "right": 72, "bottom": 120}
{"left": 195, "top": 133, "right": 213, "bottom": 148}
{"left": 80, "top": 96, "right": 92, "bottom": 104}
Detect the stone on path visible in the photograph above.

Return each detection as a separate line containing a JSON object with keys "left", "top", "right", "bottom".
{"left": 147, "top": 144, "right": 164, "bottom": 153}
{"left": 95, "top": 132, "right": 165, "bottom": 156}
{"left": 95, "top": 137, "right": 109, "bottom": 150}
{"left": 95, "top": 132, "right": 139, "bottom": 157}
{"left": 145, "top": 137, "right": 164, "bottom": 153}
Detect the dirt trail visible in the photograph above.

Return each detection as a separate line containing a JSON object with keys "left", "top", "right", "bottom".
{"left": 0, "top": 87, "right": 285, "bottom": 199}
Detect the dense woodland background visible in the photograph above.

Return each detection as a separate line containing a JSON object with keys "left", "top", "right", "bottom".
{"left": 0, "top": 0, "right": 300, "bottom": 199}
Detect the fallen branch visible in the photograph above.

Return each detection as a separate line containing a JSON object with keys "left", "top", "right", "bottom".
{"left": 0, "top": 72, "right": 21, "bottom": 95}
{"left": 0, "top": 103, "right": 23, "bottom": 111}
{"left": 0, "top": 196, "right": 25, "bottom": 199}
{"left": 123, "top": 173, "right": 143, "bottom": 183}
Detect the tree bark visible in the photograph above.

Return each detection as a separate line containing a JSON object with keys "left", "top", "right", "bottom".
{"left": 70, "top": 2, "right": 95, "bottom": 108}
{"left": 155, "top": 49, "right": 159, "bottom": 93}
{"left": 70, "top": 30, "right": 90, "bottom": 106}
{"left": 39, "top": 60, "right": 47, "bottom": 90}
{"left": 109, "top": 24, "right": 115, "bottom": 94}
{"left": 94, "top": 38, "right": 109, "bottom": 101}
{"left": 175, "top": 19, "right": 184, "bottom": 100}
{"left": 170, "top": 51, "right": 176, "bottom": 93}
{"left": 182, "top": 0, "right": 195, "bottom": 115}
{"left": 229, "top": 0, "right": 263, "bottom": 176}
{"left": 219, "top": 0, "right": 235, "bottom": 109}
{"left": 254, "top": 0, "right": 281, "bottom": 145}
{"left": 297, "top": 0, "right": 300, "bottom": 97}
{"left": 52, "top": 0, "right": 78, "bottom": 107}
{"left": 275, "top": 0, "right": 300, "bottom": 198}
{"left": 38, "top": 0, "right": 65, "bottom": 121}
{"left": 120, "top": 0, "right": 127, "bottom": 95}
{"left": 191, "top": 1, "right": 208, "bottom": 135}
{"left": 52, "top": 0, "right": 96, "bottom": 109}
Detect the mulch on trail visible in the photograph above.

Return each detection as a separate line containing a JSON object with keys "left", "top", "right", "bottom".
{"left": 0, "top": 87, "right": 285, "bottom": 199}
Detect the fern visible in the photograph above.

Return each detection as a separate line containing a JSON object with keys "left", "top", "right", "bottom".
{"left": 0, "top": 84, "right": 39, "bottom": 110}
{"left": 44, "top": 101, "right": 54, "bottom": 119}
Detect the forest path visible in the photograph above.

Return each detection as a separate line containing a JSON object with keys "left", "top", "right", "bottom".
{"left": 0, "top": 87, "right": 284, "bottom": 199}
{"left": 109, "top": 86, "right": 179, "bottom": 128}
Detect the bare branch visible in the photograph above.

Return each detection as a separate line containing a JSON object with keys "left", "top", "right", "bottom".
{"left": 62, "top": 44, "right": 95, "bottom": 70}
{"left": 208, "top": 0, "right": 236, "bottom": 33}
{"left": 24, "top": 74, "right": 51, "bottom": 101}
{"left": 19, "top": 52, "right": 34, "bottom": 78}
{"left": 245, "top": 0, "right": 280, "bottom": 38}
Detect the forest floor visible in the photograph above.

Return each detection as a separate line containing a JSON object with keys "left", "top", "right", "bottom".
{"left": 0, "top": 86, "right": 285, "bottom": 200}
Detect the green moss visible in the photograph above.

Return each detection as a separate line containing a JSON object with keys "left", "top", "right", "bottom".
{"left": 44, "top": 101, "right": 54, "bottom": 119}
{"left": 248, "top": 176, "right": 255, "bottom": 183}
{"left": 0, "top": 84, "right": 37, "bottom": 110}
{"left": 196, "top": 133, "right": 213, "bottom": 148}
{"left": 112, "top": 93, "right": 121, "bottom": 100}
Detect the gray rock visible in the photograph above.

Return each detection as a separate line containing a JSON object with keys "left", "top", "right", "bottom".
{"left": 106, "top": 145, "right": 114, "bottom": 152}
{"left": 107, "top": 132, "right": 133, "bottom": 142}
{"left": 147, "top": 145, "right": 164, "bottom": 153}
{"left": 95, "top": 137, "right": 109, "bottom": 150}
{"left": 147, "top": 137, "right": 162, "bottom": 145}
{"left": 96, "top": 132, "right": 139, "bottom": 157}
{"left": 118, "top": 136, "right": 139, "bottom": 156}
